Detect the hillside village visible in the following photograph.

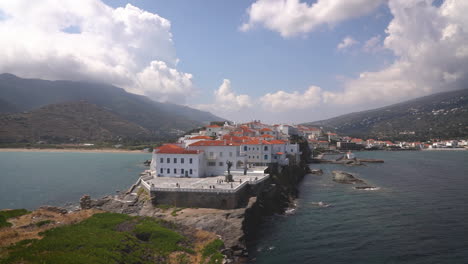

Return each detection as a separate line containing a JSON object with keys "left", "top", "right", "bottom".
{"left": 148, "top": 120, "right": 468, "bottom": 179}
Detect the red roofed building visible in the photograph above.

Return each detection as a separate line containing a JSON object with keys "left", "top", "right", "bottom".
{"left": 150, "top": 144, "right": 205, "bottom": 177}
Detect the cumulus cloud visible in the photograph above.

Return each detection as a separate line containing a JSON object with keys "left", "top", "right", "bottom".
{"left": 323, "top": 0, "right": 468, "bottom": 106}
{"left": 240, "top": 0, "right": 385, "bottom": 37}
{"left": 260, "top": 86, "right": 322, "bottom": 111}
{"left": 362, "top": 35, "right": 383, "bottom": 53}
{"left": 337, "top": 36, "right": 358, "bottom": 50}
{"left": 0, "top": 0, "right": 194, "bottom": 103}
{"left": 196, "top": 79, "right": 252, "bottom": 114}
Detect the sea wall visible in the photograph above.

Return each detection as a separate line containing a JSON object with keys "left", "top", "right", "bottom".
{"left": 150, "top": 181, "right": 269, "bottom": 209}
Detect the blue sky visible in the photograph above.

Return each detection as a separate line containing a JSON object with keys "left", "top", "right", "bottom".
{"left": 1, "top": 0, "right": 466, "bottom": 123}
{"left": 104, "top": 0, "right": 394, "bottom": 104}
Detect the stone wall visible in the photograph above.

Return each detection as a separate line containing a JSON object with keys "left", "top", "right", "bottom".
{"left": 151, "top": 179, "right": 269, "bottom": 209}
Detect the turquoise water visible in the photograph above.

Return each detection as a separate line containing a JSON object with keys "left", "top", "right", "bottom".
{"left": 251, "top": 151, "right": 468, "bottom": 264}
{"left": 0, "top": 151, "right": 150, "bottom": 210}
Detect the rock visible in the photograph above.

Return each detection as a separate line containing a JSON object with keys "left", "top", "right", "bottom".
{"left": 332, "top": 171, "right": 365, "bottom": 184}
{"left": 310, "top": 169, "right": 323, "bottom": 175}
{"left": 354, "top": 186, "right": 380, "bottom": 190}
{"left": 38, "top": 206, "right": 68, "bottom": 214}
{"left": 79, "top": 195, "right": 93, "bottom": 209}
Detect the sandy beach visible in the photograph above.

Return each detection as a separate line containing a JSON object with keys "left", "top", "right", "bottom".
{"left": 0, "top": 148, "right": 149, "bottom": 154}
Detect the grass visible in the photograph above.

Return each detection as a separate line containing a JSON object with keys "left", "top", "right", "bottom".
{"left": 0, "top": 210, "right": 30, "bottom": 228}
{"left": 35, "top": 220, "right": 54, "bottom": 227}
{"left": 0, "top": 212, "right": 196, "bottom": 264}
{"left": 171, "top": 208, "right": 185, "bottom": 217}
{"left": 155, "top": 204, "right": 173, "bottom": 211}
{"left": 201, "top": 239, "right": 224, "bottom": 264}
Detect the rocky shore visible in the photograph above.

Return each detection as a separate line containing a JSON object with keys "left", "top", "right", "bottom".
{"left": 79, "top": 138, "right": 312, "bottom": 263}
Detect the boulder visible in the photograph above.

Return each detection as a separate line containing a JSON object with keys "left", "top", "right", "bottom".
{"left": 332, "top": 170, "right": 365, "bottom": 184}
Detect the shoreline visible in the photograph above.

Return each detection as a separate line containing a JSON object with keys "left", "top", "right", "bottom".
{"left": 0, "top": 148, "right": 149, "bottom": 154}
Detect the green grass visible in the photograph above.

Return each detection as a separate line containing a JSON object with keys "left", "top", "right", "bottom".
{"left": 170, "top": 208, "right": 185, "bottom": 217}
{"left": 0, "top": 209, "right": 30, "bottom": 228}
{"left": 1, "top": 213, "right": 195, "bottom": 264}
{"left": 201, "top": 239, "right": 224, "bottom": 264}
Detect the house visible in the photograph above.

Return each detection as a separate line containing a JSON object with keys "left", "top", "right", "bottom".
{"left": 205, "top": 125, "right": 222, "bottom": 137}
{"left": 188, "top": 140, "right": 245, "bottom": 176}
{"left": 150, "top": 144, "right": 205, "bottom": 178}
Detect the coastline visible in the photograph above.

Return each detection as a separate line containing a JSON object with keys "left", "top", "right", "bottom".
{"left": 0, "top": 148, "right": 148, "bottom": 154}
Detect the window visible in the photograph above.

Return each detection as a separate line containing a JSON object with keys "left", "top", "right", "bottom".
{"left": 264, "top": 146, "right": 268, "bottom": 151}
{"left": 174, "top": 168, "right": 177, "bottom": 174}
{"left": 189, "top": 158, "right": 193, "bottom": 164}
{"left": 209, "top": 152, "right": 214, "bottom": 157}
{"left": 244, "top": 146, "right": 247, "bottom": 151}
{"left": 160, "top": 168, "right": 163, "bottom": 174}
{"left": 167, "top": 168, "right": 170, "bottom": 173}
{"left": 173, "top": 158, "right": 177, "bottom": 163}
{"left": 167, "top": 158, "right": 170, "bottom": 163}
{"left": 208, "top": 162, "right": 216, "bottom": 166}
{"left": 229, "top": 152, "right": 233, "bottom": 157}
{"left": 291, "top": 149, "right": 293, "bottom": 152}
{"left": 190, "top": 169, "right": 193, "bottom": 175}
{"left": 264, "top": 155, "right": 268, "bottom": 160}
{"left": 257, "top": 156, "right": 259, "bottom": 159}
{"left": 181, "top": 158, "right": 184, "bottom": 164}
{"left": 219, "top": 152, "right": 223, "bottom": 157}
{"left": 181, "top": 169, "right": 185, "bottom": 174}
{"left": 160, "top": 158, "right": 163, "bottom": 163}
{"left": 219, "top": 162, "right": 223, "bottom": 166}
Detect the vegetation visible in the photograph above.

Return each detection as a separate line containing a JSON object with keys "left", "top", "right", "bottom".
{"left": 0, "top": 209, "right": 30, "bottom": 228}
{"left": 304, "top": 88, "right": 468, "bottom": 140}
{"left": 0, "top": 213, "right": 199, "bottom": 264}
{"left": 0, "top": 74, "right": 224, "bottom": 143}
{"left": 35, "top": 220, "right": 54, "bottom": 227}
{"left": 201, "top": 239, "right": 224, "bottom": 264}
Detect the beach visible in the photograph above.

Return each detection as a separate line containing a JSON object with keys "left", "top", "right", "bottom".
{"left": 0, "top": 148, "right": 147, "bottom": 154}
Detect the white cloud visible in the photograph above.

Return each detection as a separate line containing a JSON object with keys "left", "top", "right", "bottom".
{"left": 240, "top": 0, "right": 385, "bottom": 37}
{"left": 260, "top": 86, "right": 322, "bottom": 111}
{"left": 196, "top": 79, "right": 252, "bottom": 114}
{"left": 337, "top": 36, "right": 358, "bottom": 50}
{"left": 362, "top": 35, "right": 383, "bottom": 53}
{"left": 323, "top": 0, "right": 468, "bottom": 106}
{"left": 0, "top": 0, "right": 194, "bottom": 103}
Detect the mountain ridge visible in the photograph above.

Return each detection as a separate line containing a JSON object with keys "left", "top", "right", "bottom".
{"left": 302, "top": 88, "right": 468, "bottom": 140}
{"left": 0, "top": 74, "right": 225, "bottom": 140}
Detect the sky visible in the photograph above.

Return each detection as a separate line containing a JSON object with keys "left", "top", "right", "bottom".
{"left": 0, "top": 0, "right": 467, "bottom": 123}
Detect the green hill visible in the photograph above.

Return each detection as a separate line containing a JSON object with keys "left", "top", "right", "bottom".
{"left": 303, "top": 89, "right": 468, "bottom": 140}
{"left": 0, "top": 74, "right": 225, "bottom": 141}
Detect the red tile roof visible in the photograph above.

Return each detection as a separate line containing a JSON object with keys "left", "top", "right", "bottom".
{"left": 242, "top": 138, "right": 272, "bottom": 145}
{"left": 269, "top": 139, "right": 287, "bottom": 144}
{"left": 276, "top": 152, "right": 284, "bottom": 155}
{"left": 261, "top": 134, "right": 274, "bottom": 138}
{"left": 189, "top": 140, "right": 240, "bottom": 147}
{"left": 260, "top": 128, "right": 273, "bottom": 132}
{"left": 190, "top": 135, "right": 212, "bottom": 140}
{"left": 155, "top": 144, "right": 200, "bottom": 154}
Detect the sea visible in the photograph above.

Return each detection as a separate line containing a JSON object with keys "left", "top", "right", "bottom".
{"left": 1, "top": 150, "right": 467, "bottom": 264}
{"left": 250, "top": 150, "right": 468, "bottom": 264}
{"left": 0, "top": 151, "right": 151, "bottom": 210}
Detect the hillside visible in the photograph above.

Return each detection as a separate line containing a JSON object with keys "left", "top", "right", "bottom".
{"left": 303, "top": 89, "right": 468, "bottom": 140}
{"left": 0, "top": 101, "right": 153, "bottom": 143}
{"left": 0, "top": 74, "right": 224, "bottom": 140}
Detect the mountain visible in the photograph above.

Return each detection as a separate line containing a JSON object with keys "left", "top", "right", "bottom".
{"left": 302, "top": 89, "right": 468, "bottom": 140}
{"left": 0, "top": 101, "right": 154, "bottom": 143}
{"left": 0, "top": 74, "right": 225, "bottom": 140}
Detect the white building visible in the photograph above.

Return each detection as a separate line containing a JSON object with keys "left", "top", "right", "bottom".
{"left": 188, "top": 140, "right": 246, "bottom": 176}
{"left": 150, "top": 144, "right": 205, "bottom": 177}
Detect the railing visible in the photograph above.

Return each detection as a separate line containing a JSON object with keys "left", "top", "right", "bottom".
{"left": 139, "top": 175, "right": 270, "bottom": 194}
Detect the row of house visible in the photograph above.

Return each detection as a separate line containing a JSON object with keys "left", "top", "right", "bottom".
{"left": 150, "top": 121, "right": 303, "bottom": 178}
